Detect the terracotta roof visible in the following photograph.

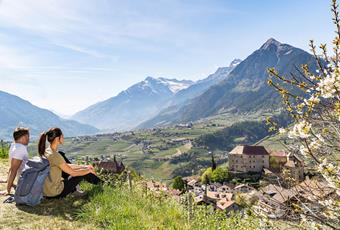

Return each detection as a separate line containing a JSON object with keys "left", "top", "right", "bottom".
{"left": 194, "top": 195, "right": 204, "bottom": 203}
{"left": 295, "top": 179, "right": 334, "bottom": 201}
{"left": 284, "top": 160, "right": 296, "bottom": 168}
{"left": 182, "top": 175, "right": 200, "bottom": 182}
{"left": 207, "top": 191, "right": 220, "bottom": 200}
{"left": 220, "top": 192, "right": 233, "bottom": 201}
{"left": 187, "top": 179, "right": 198, "bottom": 187}
{"left": 270, "top": 151, "right": 287, "bottom": 157}
{"left": 218, "top": 184, "right": 235, "bottom": 191}
{"left": 234, "top": 184, "right": 254, "bottom": 190}
{"left": 216, "top": 199, "right": 236, "bottom": 211}
{"left": 272, "top": 189, "right": 297, "bottom": 203}
{"left": 261, "top": 184, "right": 285, "bottom": 195}
{"left": 230, "top": 145, "right": 269, "bottom": 155}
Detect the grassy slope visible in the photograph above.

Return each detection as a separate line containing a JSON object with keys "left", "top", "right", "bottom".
{"left": 0, "top": 159, "right": 260, "bottom": 230}
{"left": 79, "top": 184, "right": 190, "bottom": 229}
{"left": 0, "top": 158, "right": 191, "bottom": 229}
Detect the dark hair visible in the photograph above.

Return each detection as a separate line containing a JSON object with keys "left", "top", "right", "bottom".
{"left": 38, "top": 128, "right": 63, "bottom": 157}
{"left": 13, "top": 127, "right": 29, "bottom": 141}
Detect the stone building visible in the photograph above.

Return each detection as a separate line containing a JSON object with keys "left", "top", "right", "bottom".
{"left": 283, "top": 154, "right": 304, "bottom": 183}
{"left": 228, "top": 145, "right": 270, "bottom": 173}
{"left": 269, "top": 151, "right": 288, "bottom": 172}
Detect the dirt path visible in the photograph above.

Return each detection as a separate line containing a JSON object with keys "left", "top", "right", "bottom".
{"left": 0, "top": 159, "right": 95, "bottom": 230}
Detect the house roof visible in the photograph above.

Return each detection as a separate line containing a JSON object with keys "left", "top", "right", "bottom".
{"left": 234, "top": 184, "right": 254, "bottom": 190}
{"left": 187, "top": 179, "right": 198, "bottom": 187}
{"left": 182, "top": 175, "right": 200, "bottom": 183}
{"left": 194, "top": 195, "right": 204, "bottom": 204}
{"left": 206, "top": 191, "right": 220, "bottom": 200}
{"left": 295, "top": 179, "right": 334, "bottom": 202}
{"left": 218, "top": 184, "right": 235, "bottom": 191}
{"left": 290, "top": 154, "right": 303, "bottom": 163}
{"left": 216, "top": 199, "right": 236, "bottom": 211}
{"left": 284, "top": 160, "right": 296, "bottom": 168}
{"left": 220, "top": 192, "right": 233, "bottom": 201}
{"left": 261, "top": 184, "right": 285, "bottom": 195}
{"left": 270, "top": 151, "right": 287, "bottom": 157}
{"left": 272, "top": 189, "right": 297, "bottom": 204}
{"left": 230, "top": 145, "right": 269, "bottom": 155}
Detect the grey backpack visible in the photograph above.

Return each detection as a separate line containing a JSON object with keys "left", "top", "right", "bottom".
{"left": 14, "top": 157, "right": 50, "bottom": 206}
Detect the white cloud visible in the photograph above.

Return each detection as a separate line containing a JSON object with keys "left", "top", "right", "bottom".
{"left": 0, "top": 45, "right": 33, "bottom": 68}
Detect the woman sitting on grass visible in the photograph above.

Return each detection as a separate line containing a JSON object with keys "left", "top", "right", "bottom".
{"left": 39, "top": 127, "right": 102, "bottom": 198}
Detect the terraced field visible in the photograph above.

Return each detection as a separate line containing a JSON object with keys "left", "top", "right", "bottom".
{"left": 24, "top": 112, "right": 280, "bottom": 181}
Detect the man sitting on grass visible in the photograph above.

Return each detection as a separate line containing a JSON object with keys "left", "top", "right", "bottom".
{"left": 0, "top": 127, "right": 30, "bottom": 196}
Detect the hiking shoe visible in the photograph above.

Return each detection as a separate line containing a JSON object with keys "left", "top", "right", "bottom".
{"left": 71, "top": 190, "right": 86, "bottom": 198}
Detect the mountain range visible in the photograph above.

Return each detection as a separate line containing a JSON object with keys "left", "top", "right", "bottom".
{"left": 71, "top": 77, "right": 194, "bottom": 131}
{"left": 138, "top": 38, "right": 318, "bottom": 128}
{"left": 0, "top": 38, "right": 319, "bottom": 137}
{"left": 0, "top": 91, "right": 98, "bottom": 140}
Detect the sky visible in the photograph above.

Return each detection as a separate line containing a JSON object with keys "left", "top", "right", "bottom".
{"left": 0, "top": 0, "right": 335, "bottom": 116}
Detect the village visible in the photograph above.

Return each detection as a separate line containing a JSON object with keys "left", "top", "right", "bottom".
{"left": 143, "top": 145, "right": 336, "bottom": 221}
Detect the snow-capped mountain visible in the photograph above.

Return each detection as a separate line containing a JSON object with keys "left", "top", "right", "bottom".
{"left": 71, "top": 77, "right": 194, "bottom": 131}
{"left": 157, "top": 77, "right": 194, "bottom": 93}
{"left": 139, "top": 38, "right": 319, "bottom": 128}
{"left": 166, "top": 59, "right": 242, "bottom": 107}
{"left": 229, "top": 58, "right": 242, "bottom": 68}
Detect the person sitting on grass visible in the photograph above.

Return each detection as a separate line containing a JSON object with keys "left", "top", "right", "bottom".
{"left": 39, "top": 127, "right": 102, "bottom": 198}
{"left": 0, "top": 127, "right": 30, "bottom": 196}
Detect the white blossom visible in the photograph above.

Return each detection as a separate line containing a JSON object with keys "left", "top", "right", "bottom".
{"left": 309, "top": 139, "right": 321, "bottom": 150}
{"left": 278, "top": 128, "right": 287, "bottom": 134}
{"left": 316, "top": 72, "right": 340, "bottom": 98}
{"left": 288, "top": 120, "right": 312, "bottom": 139}
{"left": 299, "top": 145, "right": 309, "bottom": 156}
{"left": 304, "top": 94, "right": 320, "bottom": 107}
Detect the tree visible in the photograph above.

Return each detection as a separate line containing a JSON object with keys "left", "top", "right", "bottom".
{"left": 172, "top": 176, "right": 185, "bottom": 191}
{"left": 262, "top": 1, "right": 340, "bottom": 228}
{"left": 211, "top": 152, "right": 217, "bottom": 171}
{"left": 201, "top": 167, "right": 213, "bottom": 184}
{"left": 211, "top": 166, "right": 229, "bottom": 183}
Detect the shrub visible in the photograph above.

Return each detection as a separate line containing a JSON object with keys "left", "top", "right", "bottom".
{"left": 0, "top": 140, "right": 9, "bottom": 159}
{"left": 172, "top": 176, "right": 185, "bottom": 191}
{"left": 211, "top": 166, "right": 229, "bottom": 183}
{"left": 200, "top": 167, "right": 213, "bottom": 184}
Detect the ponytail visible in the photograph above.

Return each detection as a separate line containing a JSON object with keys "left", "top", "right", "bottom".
{"left": 38, "top": 128, "right": 63, "bottom": 157}
{"left": 38, "top": 132, "right": 47, "bottom": 157}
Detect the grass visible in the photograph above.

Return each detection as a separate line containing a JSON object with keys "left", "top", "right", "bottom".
{"left": 78, "top": 181, "right": 260, "bottom": 230}
{"left": 0, "top": 157, "right": 262, "bottom": 230}
{"left": 0, "top": 159, "right": 96, "bottom": 230}
{"left": 78, "top": 184, "right": 190, "bottom": 229}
